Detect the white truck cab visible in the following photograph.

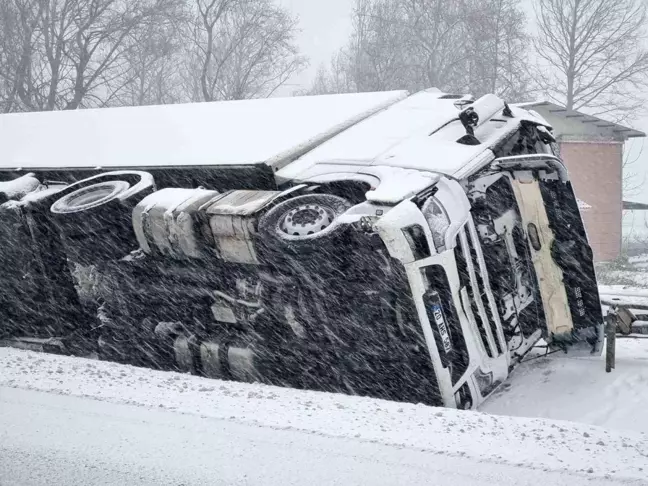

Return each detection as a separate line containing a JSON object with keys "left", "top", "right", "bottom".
{"left": 0, "top": 89, "right": 603, "bottom": 409}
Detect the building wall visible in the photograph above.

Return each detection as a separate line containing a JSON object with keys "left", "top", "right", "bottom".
{"left": 559, "top": 141, "right": 623, "bottom": 262}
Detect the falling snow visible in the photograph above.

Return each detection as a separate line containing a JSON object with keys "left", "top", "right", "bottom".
{"left": 1, "top": 90, "right": 647, "bottom": 484}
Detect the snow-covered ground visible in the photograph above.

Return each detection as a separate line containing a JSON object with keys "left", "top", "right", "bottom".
{"left": 596, "top": 256, "right": 648, "bottom": 289}
{"left": 484, "top": 339, "right": 648, "bottom": 434}
{"left": 4, "top": 387, "right": 640, "bottom": 486}
{"left": 599, "top": 270, "right": 648, "bottom": 288}
{"left": 629, "top": 254, "right": 648, "bottom": 269}
{"left": 1, "top": 347, "right": 648, "bottom": 485}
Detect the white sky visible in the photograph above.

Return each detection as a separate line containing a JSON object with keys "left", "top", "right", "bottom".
{"left": 278, "top": 0, "right": 355, "bottom": 92}
{"left": 279, "top": 0, "right": 536, "bottom": 91}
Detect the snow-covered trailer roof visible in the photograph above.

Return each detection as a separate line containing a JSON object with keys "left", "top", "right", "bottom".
{"left": 0, "top": 91, "right": 407, "bottom": 171}
{"left": 0, "top": 89, "right": 552, "bottom": 199}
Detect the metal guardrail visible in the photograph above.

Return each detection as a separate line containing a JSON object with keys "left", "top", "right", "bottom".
{"left": 604, "top": 300, "right": 648, "bottom": 372}
{"left": 600, "top": 299, "right": 648, "bottom": 311}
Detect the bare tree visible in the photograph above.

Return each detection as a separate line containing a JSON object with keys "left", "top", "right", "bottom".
{"left": 308, "top": 0, "right": 465, "bottom": 94}
{"left": 401, "top": 0, "right": 469, "bottom": 91}
{"left": 462, "top": 0, "right": 530, "bottom": 100}
{"left": 534, "top": 0, "right": 648, "bottom": 121}
{"left": 0, "top": 0, "right": 44, "bottom": 112}
{"left": 306, "top": 52, "right": 356, "bottom": 95}
{"left": 305, "top": 0, "right": 409, "bottom": 94}
{"left": 622, "top": 139, "right": 646, "bottom": 197}
{"left": 352, "top": 0, "right": 413, "bottom": 91}
{"left": 0, "top": 0, "right": 183, "bottom": 111}
{"left": 308, "top": 0, "right": 530, "bottom": 99}
{"left": 184, "top": 0, "right": 306, "bottom": 102}
{"left": 120, "top": 2, "right": 187, "bottom": 106}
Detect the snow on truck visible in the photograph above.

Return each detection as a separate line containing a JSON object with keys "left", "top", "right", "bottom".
{"left": 0, "top": 88, "right": 604, "bottom": 409}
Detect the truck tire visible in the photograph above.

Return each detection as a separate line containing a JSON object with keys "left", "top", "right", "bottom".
{"left": 258, "top": 194, "right": 351, "bottom": 256}
{"left": 51, "top": 180, "right": 131, "bottom": 214}
{"left": 50, "top": 171, "right": 155, "bottom": 264}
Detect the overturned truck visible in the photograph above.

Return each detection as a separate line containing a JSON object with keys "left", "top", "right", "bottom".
{"left": 0, "top": 89, "right": 603, "bottom": 409}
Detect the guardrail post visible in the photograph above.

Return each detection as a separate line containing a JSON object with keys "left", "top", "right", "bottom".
{"left": 605, "top": 312, "right": 616, "bottom": 373}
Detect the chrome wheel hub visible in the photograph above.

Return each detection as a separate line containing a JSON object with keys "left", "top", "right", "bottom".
{"left": 281, "top": 204, "right": 334, "bottom": 236}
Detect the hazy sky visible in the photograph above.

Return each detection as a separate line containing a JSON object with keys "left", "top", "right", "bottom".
{"left": 279, "top": 0, "right": 536, "bottom": 91}
{"left": 279, "top": 0, "right": 354, "bottom": 91}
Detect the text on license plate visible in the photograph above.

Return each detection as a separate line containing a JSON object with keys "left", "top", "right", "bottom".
{"left": 432, "top": 304, "right": 452, "bottom": 354}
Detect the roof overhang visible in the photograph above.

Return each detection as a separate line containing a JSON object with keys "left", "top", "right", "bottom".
{"left": 624, "top": 200, "right": 648, "bottom": 210}
{"left": 514, "top": 101, "right": 645, "bottom": 140}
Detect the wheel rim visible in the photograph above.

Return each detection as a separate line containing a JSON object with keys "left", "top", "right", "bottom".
{"left": 280, "top": 204, "right": 334, "bottom": 237}
{"left": 51, "top": 180, "right": 130, "bottom": 214}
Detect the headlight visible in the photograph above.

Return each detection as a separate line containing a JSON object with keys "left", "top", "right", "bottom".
{"left": 421, "top": 197, "right": 451, "bottom": 252}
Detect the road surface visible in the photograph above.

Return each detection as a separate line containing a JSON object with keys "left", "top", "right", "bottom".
{"left": 1, "top": 387, "right": 638, "bottom": 486}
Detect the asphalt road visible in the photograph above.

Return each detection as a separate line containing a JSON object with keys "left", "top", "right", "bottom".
{"left": 0, "top": 387, "right": 638, "bottom": 486}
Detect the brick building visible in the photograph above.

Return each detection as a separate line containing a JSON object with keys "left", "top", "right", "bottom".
{"left": 517, "top": 101, "right": 645, "bottom": 262}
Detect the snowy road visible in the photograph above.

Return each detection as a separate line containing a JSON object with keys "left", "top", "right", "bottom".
{"left": 0, "top": 387, "right": 641, "bottom": 486}
{"left": 1, "top": 348, "right": 648, "bottom": 485}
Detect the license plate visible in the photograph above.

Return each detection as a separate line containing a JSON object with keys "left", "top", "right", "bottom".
{"left": 432, "top": 304, "right": 453, "bottom": 354}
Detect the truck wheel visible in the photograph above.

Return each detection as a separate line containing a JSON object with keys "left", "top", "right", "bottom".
{"left": 258, "top": 194, "right": 351, "bottom": 255}
{"left": 51, "top": 180, "right": 131, "bottom": 214}
{"left": 50, "top": 171, "right": 155, "bottom": 264}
